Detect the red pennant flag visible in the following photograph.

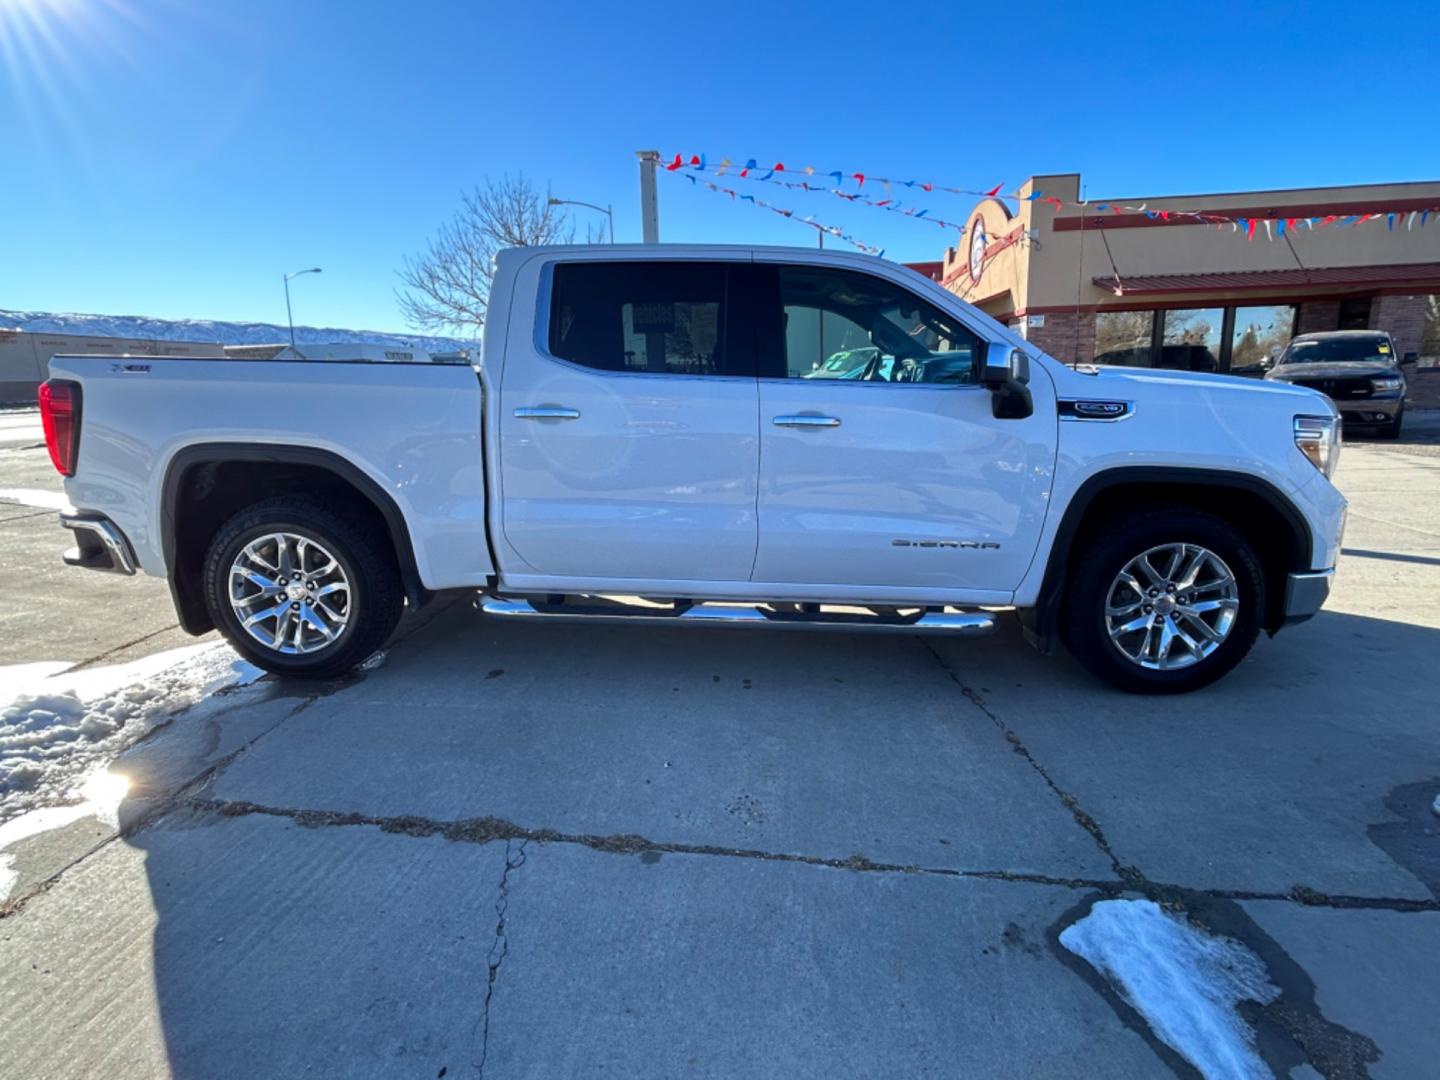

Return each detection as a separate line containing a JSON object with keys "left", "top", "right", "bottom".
{"left": 666, "top": 154, "right": 683, "bottom": 171}
{"left": 689, "top": 155, "right": 700, "bottom": 166}
{"left": 852, "top": 172, "right": 865, "bottom": 187}
{"left": 921, "top": 182, "right": 933, "bottom": 192}
{"left": 1044, "top": 196, "right": 1064, "bottom": 210}
{"left": 1246, "top": 219, "right": 1257, "bottom": 240}
{"left": 985, "top": 183, "right": 1003, "bottom": 197}
{"left": 1159, "top": 211, "right": 1170, "bottom": 221}
{"left": 775, "top": 162, "right": 785, "bottom": 172}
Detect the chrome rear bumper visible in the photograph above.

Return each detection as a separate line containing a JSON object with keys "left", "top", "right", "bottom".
{"left": 60, "top": 512, "right": 137, "bottom": 575}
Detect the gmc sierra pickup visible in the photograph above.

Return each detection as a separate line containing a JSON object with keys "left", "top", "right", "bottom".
{"left": 41, "top": 244, "right": 1347, "bottom": 693}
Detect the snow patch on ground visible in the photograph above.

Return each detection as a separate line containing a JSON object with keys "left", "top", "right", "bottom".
{"left": 0, "top": 643, "right": 262, "bottom": 824}
{"left": 0, "top": 769, "right": 133, "bottom": 900}
{"left": 1059, "top": 898, "right": 1279, "bottom": 1080}
{"left": 0, "top": 487, "right": 73, "bottom": 511}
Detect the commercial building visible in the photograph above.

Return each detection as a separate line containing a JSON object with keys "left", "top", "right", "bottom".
{"left": 0, "top": 329, "right": 226, "bottom": 402}
{"left": 937, "top": 175, "right": 1440, "bottom": 398}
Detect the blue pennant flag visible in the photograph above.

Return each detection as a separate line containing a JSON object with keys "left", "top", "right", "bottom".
{"left": 758, "top": 170, "right": 774, "bottom": 181}
{"left": 741, "top": 194, "right": 755, "bottom": 203}
{"left": 1387, "top": 213, "right": 1396, "bottom": 230}
{"left": 1276, "top": 218, "right": 1286, "bottom": 237}
{"left": 1025, "top": 191, "right": 1042, "bottom": 201}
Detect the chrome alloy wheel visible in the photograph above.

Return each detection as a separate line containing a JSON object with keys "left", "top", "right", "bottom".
{"left": 1104, "top": 542, "right": 1239, "bottom": 671}
{"left": 228, "top": 532, "right": 351, "bottom": 655}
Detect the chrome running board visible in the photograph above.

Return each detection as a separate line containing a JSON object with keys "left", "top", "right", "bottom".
{"left": 480, "top": 595, "right": 997, "bottom": 637}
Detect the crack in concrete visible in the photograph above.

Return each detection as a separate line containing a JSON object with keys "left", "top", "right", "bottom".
{"left": 0, "top": 596, "right": 466, "bottom": 920}
{"left": 175, "top": 796, "right": 1440, "bottom": 914}
{"left": 0, "top": 692, "right": 320, "bottom": 920}
{"left": 475, "top": 839, "right": 526, "bottom": 1079}
{"left": 918, "top": 639, "right": 1144, "bottom": 886}
{"left": 919, "top": 638, "right": 1421, "bottom": 1077}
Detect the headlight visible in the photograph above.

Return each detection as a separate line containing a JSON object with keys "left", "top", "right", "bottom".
{"left": 1370, "top": 375, "right": 1402, "bottom": 392}
{"left": 1294, "top": 414, "right": 1341, "bottom": 478}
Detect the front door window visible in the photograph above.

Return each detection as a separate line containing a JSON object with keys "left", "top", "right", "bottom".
{"left": 773, "top": 265, "right": 981, "bottom": 385}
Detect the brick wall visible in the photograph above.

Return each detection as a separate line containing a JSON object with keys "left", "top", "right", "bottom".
{"left": 1296, "top": 300, "right": 1340, "bottom": 335}
{"left": 1023, "top": 311, "right": 1095, "bottom": 364}
{"left": 1369, "top": 294, "right": 1429, "bottom": 358}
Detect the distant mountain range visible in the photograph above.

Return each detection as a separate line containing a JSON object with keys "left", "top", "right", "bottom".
{"left": 0, "top": 309, "right": 473, "bottom": 354}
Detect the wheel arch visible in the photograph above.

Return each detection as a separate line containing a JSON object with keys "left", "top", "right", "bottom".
{"left": 161, "top": 443, "right": 429, "bottom": 634}
{"left": 1022, "top": 467, "right": 1314, "bottom": 652}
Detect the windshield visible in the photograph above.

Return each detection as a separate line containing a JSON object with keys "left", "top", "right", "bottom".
{"left": 1280, "top": 337, "right": 1395, "bottom": 365}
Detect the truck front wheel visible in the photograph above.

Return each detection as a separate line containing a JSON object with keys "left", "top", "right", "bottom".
{"left": 202, "top": 495, "right": 404, "bottom": 677}
{"left": 1060, "top": 508, "right": 1265, "bottom": 694}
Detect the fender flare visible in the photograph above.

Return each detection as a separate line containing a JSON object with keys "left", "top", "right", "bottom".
{"left": 1021, "top": 466, "right": 1314, "bottom": 653}
{"left": 160, "top": 442, "right": 428, "bottom": 633}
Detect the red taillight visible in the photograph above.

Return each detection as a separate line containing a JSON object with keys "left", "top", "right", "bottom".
{"left": 39, "top": 380, "right": 81, "bottom": 477}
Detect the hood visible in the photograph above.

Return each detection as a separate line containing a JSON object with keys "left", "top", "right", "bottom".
{"left": 1045, "top": 360, "right": 1335, "bottom": 414}
{"left": 1268, "top": 361, "right": 1399, "bottom": 381}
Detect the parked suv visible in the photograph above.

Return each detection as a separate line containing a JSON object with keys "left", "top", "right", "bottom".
{"left": 42, "top": 244, "right": 1347, "bottom": 693}
{"left": 1266, "top": 330, "right": 1411, "bottom": 438}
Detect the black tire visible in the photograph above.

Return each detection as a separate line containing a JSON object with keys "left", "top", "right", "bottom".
{"left": 1060, "top": 507, "right": 1265, "bottom": 694}
{"left": 202, "top": 495, "right": 403, "bottom": 677}
{"left": 1378, "top": 408, "right": 1404, "bottom": 439}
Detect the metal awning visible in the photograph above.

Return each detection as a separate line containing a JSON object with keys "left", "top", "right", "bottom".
{"left": 1092, "top": 261, "right": 1440, "bottom": 296}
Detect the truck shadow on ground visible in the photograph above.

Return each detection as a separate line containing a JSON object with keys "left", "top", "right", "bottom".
{"left": 113, "top": 602, "right": 1440, "bottom": 1077}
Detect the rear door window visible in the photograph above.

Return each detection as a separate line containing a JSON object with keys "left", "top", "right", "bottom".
{"left": 548, "top": 261, "right": 751, "bottom": 376}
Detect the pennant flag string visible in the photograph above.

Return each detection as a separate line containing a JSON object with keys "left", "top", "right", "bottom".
{"left": 662, "top": 151, "right": 1440, "bottom": 242}
{"left": 674, "top": 173, "right": 884, "bottom": 256}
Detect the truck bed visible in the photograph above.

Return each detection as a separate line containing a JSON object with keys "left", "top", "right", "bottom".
{"left": 48, "top": 355, "right": 493, "bottom": 590}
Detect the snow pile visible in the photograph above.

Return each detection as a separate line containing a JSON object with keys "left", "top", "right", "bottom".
{"left": 0, "top": 488, "right": 73, "bottom": 511}
{"left": 1059, "top": 898, "right": 1279, "bottom": 1080}
{"left": 0, "top": 644, "right": 262, "bottom": 823}
{"left": 0, "top": 308, "right": 472, "bottom": 354}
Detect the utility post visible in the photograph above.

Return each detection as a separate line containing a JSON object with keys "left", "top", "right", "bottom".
{"left": 635, "top": 149, "right": 660, "bottom": 243}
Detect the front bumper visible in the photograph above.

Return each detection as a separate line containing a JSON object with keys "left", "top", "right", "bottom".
{"left": 1336, "top": 398, "right": 1402, "bottom": 423}
{"left": 1279, "top": 568, "right": 1333, "bottom": 628}
{"left": 60, "top": 512, "right": 137, "bottom": 575}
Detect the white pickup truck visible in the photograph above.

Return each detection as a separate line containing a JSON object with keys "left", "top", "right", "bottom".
{"left": 41, "top": 245, "right": 1347, "bottom": 693}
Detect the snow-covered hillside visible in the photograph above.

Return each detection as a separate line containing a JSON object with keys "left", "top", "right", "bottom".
{"left": 0, "top": 309, "right": 473, "bottom": 354}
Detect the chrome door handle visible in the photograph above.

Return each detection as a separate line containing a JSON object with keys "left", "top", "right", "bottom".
{"left": 514, "top": 407, "right": 580, "bottom": 420}
{"left": 773, "top": 414, "right": 840, "bottom": 428}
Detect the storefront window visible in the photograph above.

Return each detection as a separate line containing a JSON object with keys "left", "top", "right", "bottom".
{"left": 1093, "top": 311, "right": 1155, "bottom": 367}
{"left": 1160, "top": 309, "right": 1222, "bottom": 372}
{"left": 1230, "top": 304, "right": 1295, "bottom": 376}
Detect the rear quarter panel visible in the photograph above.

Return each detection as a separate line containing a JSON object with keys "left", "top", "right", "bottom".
{"left": 48, "top": 356, "right": 491, "bottom": 588}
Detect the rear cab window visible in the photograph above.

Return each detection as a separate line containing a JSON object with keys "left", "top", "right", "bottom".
{"left": 547, "top": 261, "right": 752, "bottom": 376}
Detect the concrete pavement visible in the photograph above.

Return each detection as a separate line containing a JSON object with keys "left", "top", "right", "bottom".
{"left": 1, "top": 415, "right": 1438, "bottom": 1077}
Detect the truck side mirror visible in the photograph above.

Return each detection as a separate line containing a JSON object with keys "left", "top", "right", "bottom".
{"left": 981, "top": 345, "right": 1033, "bottom": 419}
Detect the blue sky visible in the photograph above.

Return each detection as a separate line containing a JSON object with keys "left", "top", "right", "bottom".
{"left": 1, "top": 0, "right": 1436, "bottom": 333}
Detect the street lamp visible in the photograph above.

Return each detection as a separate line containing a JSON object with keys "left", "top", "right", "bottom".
{"left": 548, "top": 197, "right": 615, "bottom": 244}
{"left": 283, "top": 267, "right": 322, "bottom": 352}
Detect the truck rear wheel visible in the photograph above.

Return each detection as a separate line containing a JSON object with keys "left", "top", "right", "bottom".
{"left": 202, "top": 495, "right": 403, "bottom": 677}
{"left": 1060, "top": 507, "right": 1265, "bottom": 694}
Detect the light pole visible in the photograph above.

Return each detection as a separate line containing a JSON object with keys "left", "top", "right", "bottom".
{"left": 548, "top": 197, "right": 615, "bottom": 244}
{"left": 283, "top": 267, "right": 322, "bottom": 351}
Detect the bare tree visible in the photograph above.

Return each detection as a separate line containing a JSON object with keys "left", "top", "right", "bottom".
{"left": 397, "top": 174, "right": 574, "bottom": 335}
